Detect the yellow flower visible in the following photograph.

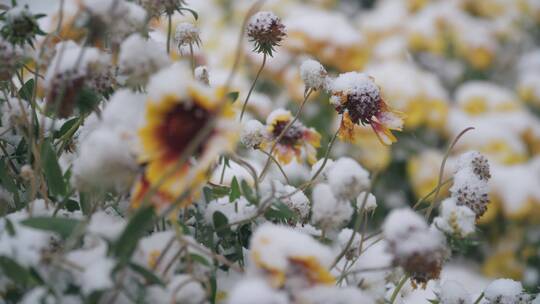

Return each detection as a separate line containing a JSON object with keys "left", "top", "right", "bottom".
{"left": 132, "top": 81, "right": 238, "bottom": 209}
{"left": 249, "top": 224, "right": 335, "bottom": 288}
{"left": 263, "top": 109, "right": 321, "bottom": 165}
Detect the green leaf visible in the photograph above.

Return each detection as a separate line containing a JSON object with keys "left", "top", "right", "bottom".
{"left": 212, "top": 211, "right": 231, "bottom": 238}
{"left": 241, "top": 180, "right": 256, "bottom": 205}
{"left": 229, "top": 177, "right": 241, "bottom": 202}
{"left": 40, "top": 139, "right": 66, "bottom": 197}
{"left": 226, "top": 91, "right": 239, "bottom": 103}
{"left": 128, "top": 262, "right": 165, "bottom": 286}
{"left": 4, "top": 218, "right": 15, "bottom": 236}
{"left": 0, "top": 256, "right": 34, "bottom": 286}
{"left": 113, "top": 206, "right": 155, "bottom": 263}
{"left": 21, "top": 217, "right": 80, "bottom": 239}
{"left": 189, "top": 253, "right": 210, "bottom": 267}
{"left": 265, "top": 201, "right": 296, "bottom": 221}
{"left": 18, "top": 79, "right": 34, "bottom": 101}
{"left": 54, "top": 117, "right": 80, "bottom": 139}
{"left": 0, "top": 158, "right": 18, "bottom": 195}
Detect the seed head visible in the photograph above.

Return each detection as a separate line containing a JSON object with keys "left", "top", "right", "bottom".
{"left": 453, "top": 185, "right": 489, "bottom": 219}
{"left": 247, "top": 11, "right": 286, "bottom": 57}
{"left": 300, "top": 59, "right": 328, "bottom": 91}
{"left": 471, "top": 154, "right": 491, "bottom": 181}
{"left": 175, "top": 22, "right": 201, "bottom": 49}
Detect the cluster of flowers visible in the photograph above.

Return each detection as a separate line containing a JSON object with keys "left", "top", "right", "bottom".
{"left": 0, "top": 0, "right": 539, "bottom": 303}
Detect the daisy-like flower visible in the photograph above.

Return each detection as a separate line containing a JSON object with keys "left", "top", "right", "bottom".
{"left": 329, "top": 72, "right": 405, "bottom": 145}
{"left": 263, "top": 109, "right": 321, "bottom": 165}
{"left": 249, "top": 223, "right": 335, "bottom": 289}
{"left": 131, "top": 64, "right": 238, "bottom": 209}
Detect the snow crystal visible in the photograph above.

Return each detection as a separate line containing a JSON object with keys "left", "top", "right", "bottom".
{"left": 326, "top": 157, "right": 370, "bottom": 201}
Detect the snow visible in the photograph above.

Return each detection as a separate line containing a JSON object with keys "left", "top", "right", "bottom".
{"left": 357, "top": 192, "right": 377, "bottom": 212}
{"left": 433, "top": 198, "right": 476, "bottom": 238}
{"left": 310, "top": 158, "right": 334, "bottom": 182}
{"left": 329, "top": 72, "right": 379, "bottom": 101}
{"left": 248, "top": 11, "right": 282, "bottom": 33}
{"left": 87, "top": 211, "right": 126, "bottom": 241}
{"left": 311, "top": 183, "right": 353, "bottom": 231}
{"left": 118, "top": 33, "right": 170, "bottom": 87}
{"left": 326, "top": 157, "right": 370, "bottom": 201}
{"left": 240, "top": 119, "right": 267, "bottom": 149}
{"left": 271, "top": 180, "right": 311, "bottom": 221}
{"left": 300, "top": 59, "right": 327, "bottom": 90}
{"left": 175, "top": 22, "right": 200, "bottom": 46}
{"left": 227, "top": 278, "right": 289, "bottom": 304}
{"left": 383, "top": 208, "right": 428, "bottom": 242}
{"left": 204, "top": 196, "right": 257, "bottom": 230}
{"left": 484, "top": 279, "right": 526, "bottom": 304}
{"left": 297, "top": 285, "right": 375, "bottom": 304}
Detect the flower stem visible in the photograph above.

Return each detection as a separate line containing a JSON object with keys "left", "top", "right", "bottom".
{"left": 239, "top": 53, "right": 266, "bottom": 121}
{"left": 258, "top": 88, "right": 313, "bottom": 180}
{"left": 390, "top": 275, "right": 409, "bottom": 304}
{"left": 166, "top": 14, "right": 172, "bottom": 54}
{"left": 189, "top": 42, "right": 195, "bottom": 75}
{"left": 473, "top": 292, "right": 484, "bottom": 304}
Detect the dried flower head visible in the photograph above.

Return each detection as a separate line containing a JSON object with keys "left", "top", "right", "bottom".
{"left": 247, "top": 11, "right": 286, "bottom": 57}
{"left": 241, "top": 119, "right": 267, "bottom": 149}
{"left": 175, "top": 22, "right": 201, "bottom": 49}
{"left": 139, "top": 0, "right": 187, "bottom": 17}
{"left": 330, "top": 72, "right": 405, "bottom": 145}
{"left": 0, "top": 5, "right": 44, "bottom": 46}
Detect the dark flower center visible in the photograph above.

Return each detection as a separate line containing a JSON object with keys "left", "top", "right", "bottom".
{"left": 272, "top": 120, "right": 303, "bottom": 146}
{"left": 161, "top": 102, "right": 210, "bottom": 157}
{"left": 336, "top": 91, "right": 381, "bottom": 125}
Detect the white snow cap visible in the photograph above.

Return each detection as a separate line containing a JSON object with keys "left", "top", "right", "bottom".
{"left": 438, "top": 280, "right": 471, "bottom": 304}
{"left": 300, "top": 59, "right": 328, "bottom": 90}
{"left": 297, "top": 285, "right": 375, "bottom": 304}
{"left": 327, "top": 157, "right": 370, "bottom": 201}
{"left": 383, "top": 208, "right": 427, "bottom": 242}
{"left": 311, "top": 183, "right": 353, "bottom": 231}
{"left": 484, "top": 279, "right": 530, "bottom": 304}
{"left": 118, "top": 33, "right": 170, "bottom": 87}
{"left": 241, "top": 119, "right": 267, "bottom": 149}
{"left": 248, "top": 11, "right": 281, "bottom": 33}
{"left": 310, "top": 158, "right": 334, "bottom": 182}
{"left": 357, "top": 192, "right": 377, "bottom": 212}
{"left": 271, "top": 180, "right": 311, "bottom": 221}
{"left": 329, "top": 72, "right": 380, "bottom": 105}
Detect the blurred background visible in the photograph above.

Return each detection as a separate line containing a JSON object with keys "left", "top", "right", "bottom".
{"left": 13, "top": 0, "right": 540, "bottom": 291}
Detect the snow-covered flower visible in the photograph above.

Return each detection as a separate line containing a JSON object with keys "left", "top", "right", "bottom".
{"left": 357, "top": 192, "right": 377, "bottom": 212}
{"left": 1, "top": 5, "right": 42, "bottom": 46}
{"left": 241, "top": 119, "right": 267, "bottom": 149}
{"left": 118, "top": 33, "right": 171, "bottom": 87}
{"left": 131, "top": 64, "right": 239, "bottom": 209}
{"left": 247, "top": 11, "right": 287, "bottom": 56}
{"left": 263, "top": 109, "right": 321, "bottom": 165}
{"left": 433, "top": 197, "right": 476, "bottom": 238}
{"left": 484, "top": 279, "right": 532, "bottom": 304}
{"left": 271, "top": 181, "right": 311, "bottom": 222}
{"left": 326, "top": 157, "right": 370, "bottom": 201}
{"left": 300, "top": 59, "right": 328, "bottom": 91}
{"left": 249, "top": 223, "right": 334, "bottom": 289}
{"left": 329, "top": 72, "right": 405, "bottom": 145}
{"left": 297, "top": 285, "right": 375, "bottom": 304}
{"left": 138, "top": 0, "right": 186, "bottom": 17}
{"left": 175, "top": 22, "right": 201, "bottom": 49}
{"left": 311, "top": 183, "right": 353, "bottom": 232}
{"left": 148, "top": 274, "right": 206, "bottom": 304}
{"left": 0, "top": 37, "right": 23, "bottom": 80}
{"left": 194, "top": 65, "right": 209, "bottom": 85}
{"left": 383, "top": 208, "right": 448, "bottom": 287}
{"left": 310, "top": 158, "right": 334, "bottom": 182}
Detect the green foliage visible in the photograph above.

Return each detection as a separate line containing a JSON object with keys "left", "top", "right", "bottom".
{"left": 113, "top": 206, "right": 155, "bottom": 264}
{"left": 21, "top": 217, "right": 81, "bottom": 239}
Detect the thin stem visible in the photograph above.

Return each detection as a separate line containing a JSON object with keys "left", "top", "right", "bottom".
{"left": 166, "top": 14, "right": 172, "bottom": 54}
{"left": 412, "top": 177, "right": 453, "bottom": 210}
{"left": 473, "top": 292, "right": 484, "bottom": 304}
{"left": 426, "top": 127, "right": 475, "bottom": 219}
{"left": 390, "top": 275, "right": 409, "bottom": 304}
{"left": 259, "top": 149, "right": 290, "bottom": 184}
{"left": 239, "top": 53, "right": 266, "bottom": 121}
{"left": 189, "top": 42, "right": 195, "bottom": 75}
{"left": 258, "top": 88, "right": 313, "bottom": 180}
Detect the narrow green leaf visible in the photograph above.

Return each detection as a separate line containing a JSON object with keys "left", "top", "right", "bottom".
{"left": 18, "top": 79, "right": 34, "bottom": 101}
{"left": 212, "top": 211, "right": 231, "bottom": 238}
{"left": 241, "top": 180, "right": 256, "bottom": 205}
{"left": 229, "top": 177, "right": 241, "bottom": 202}
{"left": 179, "top": 7, "right": 198, "bottom": 20}
{"left": 75, "top": 88, "right": 100, "bottom": 114}
{"left": 0, "top": 158, "right": 18, "bottom": 194}
{"left": 265, "top": 201, "right": 296, "bottom": 221}
{"left": 189, "top": 253, "right": 210, "bottom": 267}
{"left": 54, "top": 117, "right": 80, "bottom": 139}
{"left": 0, "top": 256, "right": 34, "bottom": 286}
{"left": 40, "top": 139, "right": 66, "bottom": 197}
{"left": 113, "top": 206, "right": 155, "bottom": 263}
{"left": 128, "top": 262, "right": 165, "bottom": 286}
{"left": 21, "top": 217, "right": 80, "bottom": 239}
{"left": 4, "top": 218, "right": 15, "bottom": 236}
